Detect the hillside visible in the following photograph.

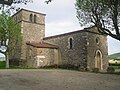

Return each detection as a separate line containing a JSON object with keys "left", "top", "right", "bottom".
{"left": 109, "top": 53, "right": 120, "bottom": 59}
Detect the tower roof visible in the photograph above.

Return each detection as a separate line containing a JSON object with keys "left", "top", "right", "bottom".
{"left": 12, "top": 8, "right": 46, "bottom": 17}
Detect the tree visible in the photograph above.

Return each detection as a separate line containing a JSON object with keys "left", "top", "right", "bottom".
{"left": 45, "top": 0, "right": 53, "bottom": 4}
{"left": 0, "top": 0, "right": 33, "bottom": 69}
{"left": 76, "top": 0, "right": 120, "bottom": 41}
{"left": 0, "top": 0, "right": 33, "bottom": 14}
{"left": 0, "top": 0, "right": 32, "bottom": 5}
{"left": 0, "top": 11, "right": 21, "bottom": 68}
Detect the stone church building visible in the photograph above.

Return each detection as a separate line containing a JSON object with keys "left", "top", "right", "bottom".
{"left": 10, "top": 9, "right": 108, "bottom": 71}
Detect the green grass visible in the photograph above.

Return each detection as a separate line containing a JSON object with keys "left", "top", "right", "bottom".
{"left": 0, "top": 61, "right": 5, "bottom": 69}
{"left": 9, "top": 65, "right": 35, "bottom": 69}
{"left": 99, "top": 72, "right": 120, "bottom": 75}
{"left": 0, "top": 61, "right": 34, "bottom": 69}
{"left": 109, "top": 53, "right": 120, "bottom": 59}
{"left": 110, "top": 66, "right": 120, "bottom": 69}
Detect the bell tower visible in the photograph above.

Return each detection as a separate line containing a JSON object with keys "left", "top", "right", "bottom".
{"left": 11, "top": 9, "right": 46, "bottom": 65}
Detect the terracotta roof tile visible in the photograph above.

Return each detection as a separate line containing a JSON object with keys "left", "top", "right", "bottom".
{"left": 26, "top": 42, "right": 58, "bottom": 49}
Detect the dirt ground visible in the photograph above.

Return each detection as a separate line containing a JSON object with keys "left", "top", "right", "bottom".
{"left": 0, "top": 69, "right": 120, "bottom": 90}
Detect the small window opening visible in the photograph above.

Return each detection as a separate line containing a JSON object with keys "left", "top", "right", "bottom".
{"left": 29, "top": 14, "right": 33, "bottom": 22}
{"left": 69, "top": 38, "right": 73, "bottom": 49}
{"left": 34, "top": 15, "right": 37, "bottom": 23}
{"left": 96, "top": 37, "right": 100, "bottom": 45}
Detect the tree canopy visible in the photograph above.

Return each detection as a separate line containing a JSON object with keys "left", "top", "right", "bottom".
{"left": 0, "top": 0, "right": 33, "bottom": 14}
{"left": 76, "top": 0, "right": 120, "bottom": 41}
{"left": 0, "top": 11, "right": 21, "bottom": 68}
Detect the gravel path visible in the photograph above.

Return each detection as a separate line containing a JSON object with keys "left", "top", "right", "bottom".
{"left": 0, "top": 69, "right": 120, "bottom": 90}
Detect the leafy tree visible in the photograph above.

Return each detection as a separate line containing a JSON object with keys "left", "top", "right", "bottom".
{"left": 0, "top": 0, "right": 33, "bottom": 14}
{"left": 45, "top": 0, "right": 53, "bottom": 4}
{"left": 0, "top": 11, "right": 21, "bottom": 68}
{"left": 0, "top": 0, "right": 32, "bottom": 5}
{"left": 76, "top": 0, "right": 120, "bottom": 41}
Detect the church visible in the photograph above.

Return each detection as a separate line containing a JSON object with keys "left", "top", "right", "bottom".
{"left": 9, "top": 9, "right": 108, "bottom": 71}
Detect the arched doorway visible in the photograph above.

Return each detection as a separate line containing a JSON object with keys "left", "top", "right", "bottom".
{"left": 95, "top": 50, "right": 102, "bottom": 70}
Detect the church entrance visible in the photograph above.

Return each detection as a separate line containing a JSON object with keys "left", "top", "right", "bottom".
{"left": 95, "top": 50, "right": 102, "bottom": 70}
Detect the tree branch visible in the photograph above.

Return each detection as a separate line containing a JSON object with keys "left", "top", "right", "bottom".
{"left": 111, "top": 0, "right": 120, "bottom": 36}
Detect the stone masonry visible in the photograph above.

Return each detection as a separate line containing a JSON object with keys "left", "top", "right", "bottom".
{"left": 10, "top": 9, "right": 108, "bottom": 70}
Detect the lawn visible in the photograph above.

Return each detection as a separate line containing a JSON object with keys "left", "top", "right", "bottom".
{"left": 99, "top": 72, "right": 120, "bottom": 75}
{"left": 109, "top": 65, "right": 120, "bottom": 69}
{"left": 0, "top": 61, "right": 5, "bottom": 69}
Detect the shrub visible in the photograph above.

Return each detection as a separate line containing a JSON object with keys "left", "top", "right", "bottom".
{"left": 107, "top": 66, "right": 115, "bottom": 72}
{"left": 0, "top": 61, "right": 5, "bottom": 69}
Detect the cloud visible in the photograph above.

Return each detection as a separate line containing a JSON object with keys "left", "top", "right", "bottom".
{"left": 45, "top": 21, "right": 82, "bottom": 36}
{"left": 108, "top": 36, "right": 120, "bottom": 55}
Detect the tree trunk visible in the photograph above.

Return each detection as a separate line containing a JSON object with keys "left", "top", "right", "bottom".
{"left": 5, "top": 52, "right": 9, "bottom": 68}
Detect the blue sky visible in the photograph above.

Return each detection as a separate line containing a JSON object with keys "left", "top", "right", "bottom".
{"left": 0, "top": 0, "right": 120, "bottom": 57}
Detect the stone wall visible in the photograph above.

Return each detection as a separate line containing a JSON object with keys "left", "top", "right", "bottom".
{"left": 44, "top": 27, "right": 108, "bottom": 70}
{"left": 26, "top": 45, "right": 58, "bottom": 68}
{"left": 21, "top": 9, "right": 45, "bottom": 63}
{"left": 44, "top": 30, "right": 88, "bottom": 68}
{"left": 86, "top": 27, "right": 108, "bottom": 70}
{"left": 10, "top": 9, "right": 46, "bottom": 65}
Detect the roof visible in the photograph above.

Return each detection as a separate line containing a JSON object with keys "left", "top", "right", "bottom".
{"left": 12, "top": 8, "right": 46, "bottom": 17}
{"left": 44, "top": 26, "right": 96, "bottom": 40}
{"left": 26, "top": 42, "right": 58, "bottom": 49}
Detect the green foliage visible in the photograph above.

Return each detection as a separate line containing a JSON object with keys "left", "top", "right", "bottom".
{"left": 100, "top": 72, "right": 120, "bottom": 75}
{"left": 0, "top": 0, "right": 13, "bottom": 5}
{"left": 109, "top": 53, "right": 120, "bottom": 59}
{"left": 0, "top": 0, "right": 33, "bottom": 15}
{"left": 110, "top": 66, "right": 120, "bottom": 69}
{"left": 45, "top": 0, "right": 53, "bottom": 4}
{"left": 0, "top": 61, "right": 5, "bottom": 69}
{"left": 107, "top": 66, "right": 115, "bottom": 73}
{"left": 0, "top": 11, "right": 21, "bottom": 68}
{"left": 9, "top": 65, "right": 34, "bottom": 69}
{"left": 0, "top": 0, "right": 32, "bottom": 5}
{"left": 0, "top": 11, "right": 21, "bottom": 53}
{"left": 76, "top": 0, "right": 120, "bottom": 41}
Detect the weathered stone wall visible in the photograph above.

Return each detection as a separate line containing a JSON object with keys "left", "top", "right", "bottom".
{"left": 39, "top": 48, "right": 58, "bottom": 66}
{"left": 44, "top": 31, "right": 88, "bottom": 68}
{"left": 26, "top": 45, "right": 58, "bottom": 68}
{"left": 10, "top": 9, "right": 45, "bottom": 65}
{"left": 86, "top": 27, "right": 108, "bottom": 70}
{"left": 21, "top": 9, "right": 45, "bottom": 63}
{"left": 44, "top": 27, "right": 108, "bottom": 70}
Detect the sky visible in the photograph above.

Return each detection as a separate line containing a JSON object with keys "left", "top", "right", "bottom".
{"left": 0, "top": 0, "right": 120, "bottom": 57}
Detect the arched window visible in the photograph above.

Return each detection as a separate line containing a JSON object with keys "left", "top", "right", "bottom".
{"left": 34, "top": 14, "right": 37, "bottom": 23}
{"left": 29, "top": 14, "right": 33, "bottom": 22}
{"left": 95, "top": 50, "right": 103, "bottom": 70}
{"left": 96, "top": 37, "right": 100, "bottom": 45}
{"left": 69, "top": 38, "right": 73, "bottom": 49}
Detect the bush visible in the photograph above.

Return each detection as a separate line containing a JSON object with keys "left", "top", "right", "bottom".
{"left": 0, "top": 61, "right": 5, "bottom": 69}
{"left": 107, "top": 66, "right": 115, "bottom": 72}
